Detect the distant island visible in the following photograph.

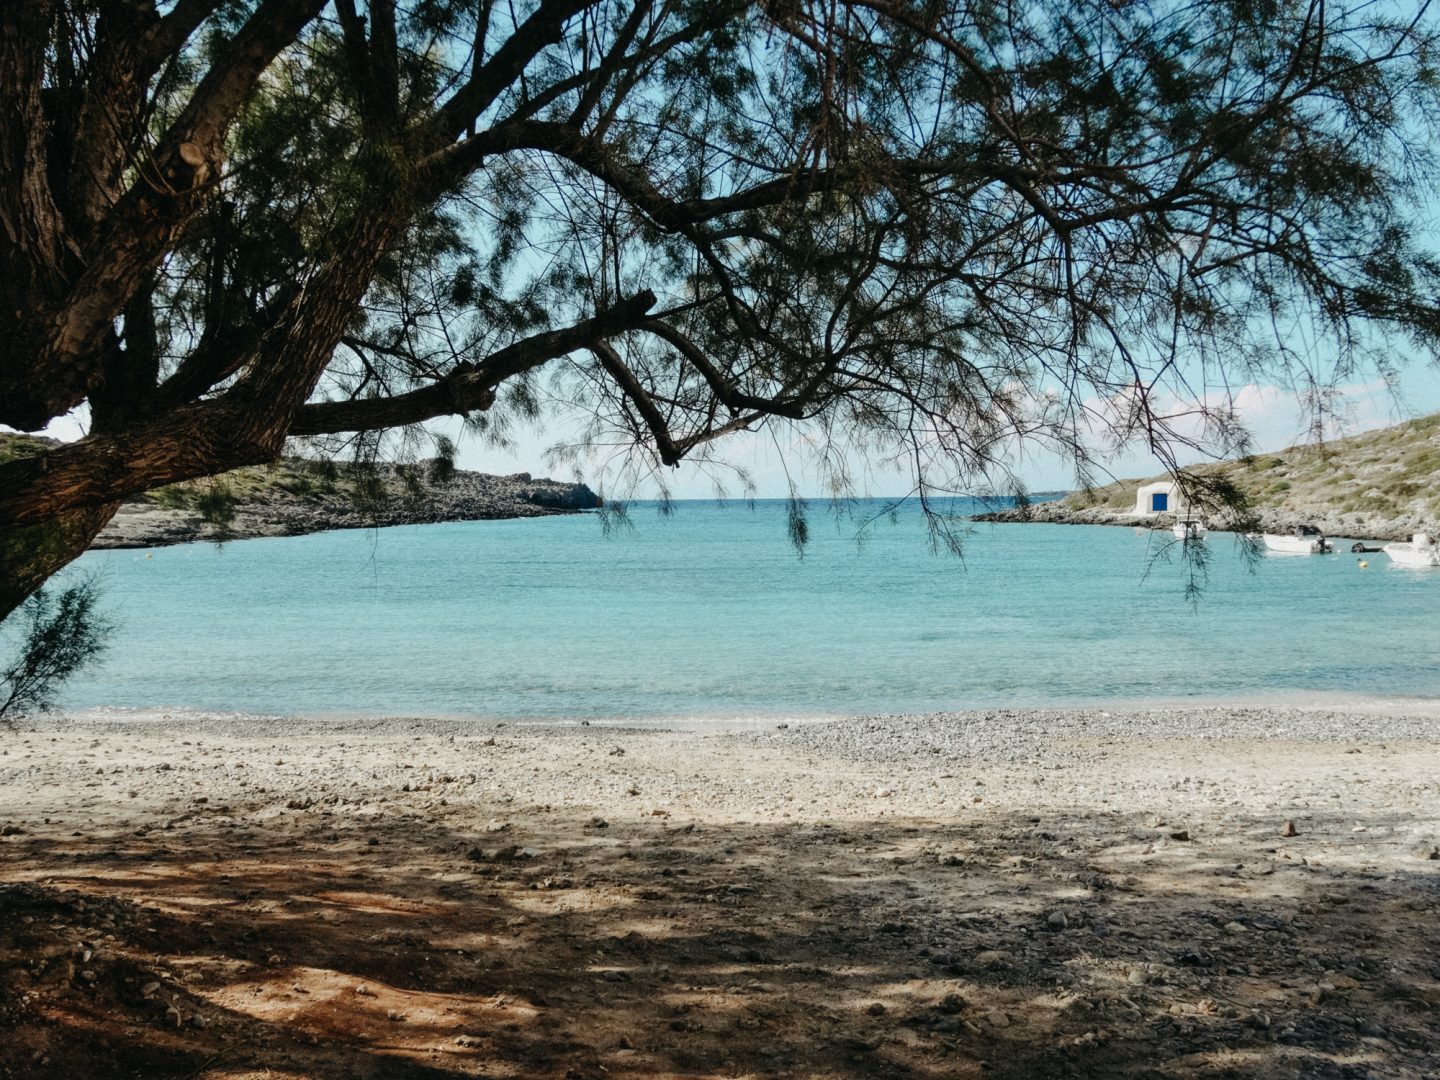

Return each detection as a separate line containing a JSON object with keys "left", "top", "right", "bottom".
{"left": 975, "top": 413, "right": 1440, "bottom": 541}
{"left": 0, "top": 434, "right": 599, "bottom": 549}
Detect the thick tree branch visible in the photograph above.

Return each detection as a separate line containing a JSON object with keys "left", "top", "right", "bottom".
{"left": 433, "top": 0, "right": 597, "bottom": 139}
{"left": 0, "top": 0, "right": 325, "bottom": 431}
{"left": 590, "top": 339, "right": 682, "bottom": 465}
{"left": 291, "top": 289, "right": 658, "bottom": 435}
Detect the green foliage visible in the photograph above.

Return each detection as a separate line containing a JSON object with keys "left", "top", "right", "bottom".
{"left": 307, "top": 458, "right": 340, "bottom": 485}
{"left": 786, "top": 495, "right": 809, "bottom": 554}
{"left": 395, "top": 463, "right": 427, "bottom": 501}
{"left": 0, "top": 434, "right": 54, "bottom": 465}
{"left": 347, "top": 462, "right": 387, "bottom": 511}
{"left": 193, "top": 480, "right": 237, "bottom": 530}
{"left": 8, "top": 0, "right": 1440, "bottom": 608}
{"left": 274, "top": 475, "right": 316, "bottom": 498}
{"left": 0, "top": 577, "right": 112, "bottom": 725}
{"left": 125, "top": 0, "right": 1440, "bottom": 524}
{"left": 427, "top": 436, "right": 457, "bottom": 485}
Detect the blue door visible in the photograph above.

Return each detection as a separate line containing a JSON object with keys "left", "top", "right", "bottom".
{"left": 1151, "top": 492, "right": 1169, "bottom": 512}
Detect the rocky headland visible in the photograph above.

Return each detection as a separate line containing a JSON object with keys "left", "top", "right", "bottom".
{"left": 92, "top": 461, "right": 600, "bottom": 549}
{"left": 976, "top": 413, "right": 1440, "bottom": 541}
{"left": 0, "top": 433, "right": 600, "bottom": 549}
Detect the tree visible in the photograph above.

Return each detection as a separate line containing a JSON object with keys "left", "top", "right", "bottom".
{"left": 0, "top": 575, "right": 111, "bottom": 724}
{"left": 3, "top": 0, "right": 1439, "bottom": 621}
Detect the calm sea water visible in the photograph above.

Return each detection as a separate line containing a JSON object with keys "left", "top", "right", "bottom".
{"left": 46, "top": 498, "right": 1440, "bottom": 721}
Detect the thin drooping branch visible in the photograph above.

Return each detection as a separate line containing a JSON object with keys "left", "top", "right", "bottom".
{"left": 590, "top": 339, "right": 683, "bottom": 464}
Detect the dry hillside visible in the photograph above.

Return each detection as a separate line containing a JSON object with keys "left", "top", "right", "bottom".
{"left": 983, "top": 414, "right": 1440, "bottom": 540}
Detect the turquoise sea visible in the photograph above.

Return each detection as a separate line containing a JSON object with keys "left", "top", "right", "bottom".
{"left": 51, "top": 498, "right": 1440, "bottom": 721}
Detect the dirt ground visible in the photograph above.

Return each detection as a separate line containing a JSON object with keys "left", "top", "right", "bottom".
{"left": 1, "top": 713, "right": 1438, "bottom": 1079}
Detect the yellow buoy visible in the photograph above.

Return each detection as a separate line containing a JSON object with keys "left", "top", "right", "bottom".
{"left": 1358, "top": 560, "right": 1368, "bottom": 569}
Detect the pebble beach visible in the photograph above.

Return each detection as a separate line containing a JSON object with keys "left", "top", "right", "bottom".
{"left": 2, "top": 703, "right": 1438, "bottom": 1079}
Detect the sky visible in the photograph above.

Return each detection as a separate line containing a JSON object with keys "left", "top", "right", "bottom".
{"left": 438, "top": 362, "right": 1440, "bottom": 499}
{"left": 18, "top": 360, "right": 1440, "bottom": 501}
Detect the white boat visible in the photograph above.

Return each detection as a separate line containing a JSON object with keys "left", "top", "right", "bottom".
{"left": 1173, "top": 519, "right": 1207, "bottom": 540}
{"left": 1383, "top": 533, "right": 1440, "bottom": 567}
{"left": 1260, "top": 526, "right": 1333, "bottom": 554}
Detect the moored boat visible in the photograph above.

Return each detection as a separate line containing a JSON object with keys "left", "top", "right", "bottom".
{"left": 1173, "top": 519, "right": 1207, "bottom": 540}
{"left": 1382, "top": 533, "right": 1440, "bottom": 567}
{"left": 1260, "top": 525, "right": 1333, "bottom": 554}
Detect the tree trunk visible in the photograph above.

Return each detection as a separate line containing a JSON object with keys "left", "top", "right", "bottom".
{"left": 0, "top": 503, "right": 120, "bottom": 623}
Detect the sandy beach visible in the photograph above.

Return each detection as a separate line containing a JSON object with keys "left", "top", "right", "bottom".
{"left": 2, "top": 704, "right": 1438, "bottom": 1079}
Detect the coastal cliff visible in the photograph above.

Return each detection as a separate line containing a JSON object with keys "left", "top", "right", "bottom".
{"left": 975, "top": 413, "right": 1440, "bottom": 541}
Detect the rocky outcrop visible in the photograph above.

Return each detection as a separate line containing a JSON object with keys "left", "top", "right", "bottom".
{"left": 975, "top": 413, "right": 1440, "bottom": 542}
{"left": 973, "top": 500, "right": 1424, "bottom": 541}
{"left": 91, "top": 462, "right": 600, "bottom": 549}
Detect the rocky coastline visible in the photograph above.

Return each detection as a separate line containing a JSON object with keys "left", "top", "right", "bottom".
{"left": 971, "top": 499, "right": 1423, "bottom": 541}
{"left": 92, "top": 463, "right": 600, "bottom": 549}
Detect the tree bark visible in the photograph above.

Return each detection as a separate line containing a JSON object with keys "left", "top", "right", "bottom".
{"left": 0, "top": 503, "right": 121, "bottom": 624}
{"left": 0, "top": 0, "right": 326, "bottom": 432}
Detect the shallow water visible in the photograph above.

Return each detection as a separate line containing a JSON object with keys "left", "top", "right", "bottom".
{"left": 50, "top": 498, "right": 1440, "bottom": 721}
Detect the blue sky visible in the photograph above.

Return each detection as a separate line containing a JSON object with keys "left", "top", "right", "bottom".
{"left": 443, "top": 361, "right": 1440, "bottom": 499}
{"left": 18, "top": 358, "right": 1440, "bottom": 500}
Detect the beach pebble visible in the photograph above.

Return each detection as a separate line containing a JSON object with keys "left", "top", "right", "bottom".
{"left": 1281, "top": 820, "right": 1298, "bottom": 838}
{"left": 1046, "top": 911, "right": 1069, "bottom": 931}
{"left": 865, "top": 1002, "right": 886, "bottom": 1016}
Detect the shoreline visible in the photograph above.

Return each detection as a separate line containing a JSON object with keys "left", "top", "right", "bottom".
{"left": 47, "top": 689, "right": 1440, "bottom": 734}
{"left": 971, "top": 508, "right": 1413, "bottom": 544}
{"left": 4, "top": 702, "right": 1437, "bottom": 1079}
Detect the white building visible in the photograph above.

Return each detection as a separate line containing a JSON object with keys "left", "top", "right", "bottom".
{"left": 1133, "top": 480, "right": 1185, "bottom": 516}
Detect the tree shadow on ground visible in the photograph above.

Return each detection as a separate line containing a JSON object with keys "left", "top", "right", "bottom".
{"left": 1, "top": 800, "right": 1437, "bottom": 1080}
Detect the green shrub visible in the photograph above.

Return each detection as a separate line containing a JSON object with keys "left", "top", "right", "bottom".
{"left": 193, "top": 480, "right": 237, "bottom": 528}
{"left": 0, "top": 577, "right": 112, "bottom": 725}
{"left": 149, "top": 485, "right": 190, "bottom": 510}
